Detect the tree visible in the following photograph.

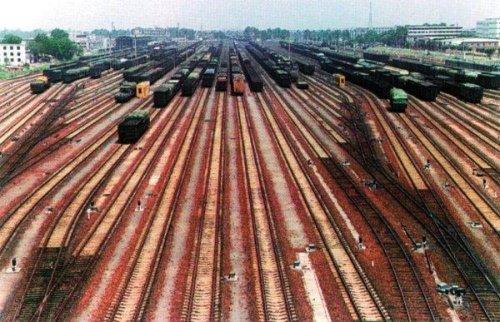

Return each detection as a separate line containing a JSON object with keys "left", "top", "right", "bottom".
{"left": 1, "top": 34, "right": 22, "bottom": 44}
{"left": 50, "top": 28, "right": 69, "bottom": 39}
{"left": 483, "top": 47, "right": 496, "bottom": 59}
{"left": 28, "top": 30, "right": 82, "bottom": 61}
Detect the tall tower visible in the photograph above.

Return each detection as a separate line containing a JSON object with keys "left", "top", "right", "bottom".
{"left": 369, "top": 1, "right": 373, "bottom": 29}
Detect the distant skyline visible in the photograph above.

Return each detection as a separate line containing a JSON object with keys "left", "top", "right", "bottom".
{"left": 2, "top": 0, "right": 499, "bottom": 31}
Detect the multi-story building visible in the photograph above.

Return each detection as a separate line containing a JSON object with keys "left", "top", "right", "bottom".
{"left": 476, "top": 18, "right": 500, "bottom": 39}
{"left": 349, "top": 27, "right": 394, "bottom": 38}
{"left": 0, "top": 42, "right": 27, "bottom": 66}
{"left": 406, "top": 24, "right": 463, "bottom": 42}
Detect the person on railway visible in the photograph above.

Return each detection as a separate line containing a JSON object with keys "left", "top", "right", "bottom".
{"left": 482, "top": 178, "right": 487, "bottom": 189}
{"left": 423, "top": 159, "right": 431, "bottom": 170}
{"left": 11, "top": 257, "right": 16, "bottom": 271}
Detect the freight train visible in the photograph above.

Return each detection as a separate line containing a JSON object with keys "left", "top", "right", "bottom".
{"left": 287, "top": 42, "right": 493, "bottom": 102}
{"left": 229, "top": 47, "right": 246, "bottom": 95}
{"left": 286, "top": 42, "right": 488, "bottom": 103}
{"left": 116, "top": 46, "right": 198, "bottom": 104}
{"left": 118, "top": 110, "right": 150, "bottom": 143}
{"left": 30, "top": 76, "right": 51, "bottom": 94}
{"left": 362, "top": 51, "right": 498, "bottom": 91}
{"left": 153, "top": 79, "right": 181, "bottom": 107}
{"left": 236, "top": 46, "right": 263, "bottom": 92}
{"left": 389, "top": 88, "right": 408, "bottom": 112}
{"left": 115, "top": 82, "right": 137, "bottom": 103}
{"left": 182, "top": 67, "right": 204, "bottom": 96}
{"left": 246, "top": 43, "right": 291, "bottom": 88}
{"left": 216, "top": 48, "right": 229, "bottom": 92}
{"left": 442, "top": 82, "right": 484, "bottom": 104}
{"left": 43, "top": 49, "right": 133, "bottom": 83}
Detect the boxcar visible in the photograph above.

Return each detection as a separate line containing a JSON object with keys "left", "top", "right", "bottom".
{"left": 182, "top": 68, "right": 203, "bottom": 96}
{"left": 118, "top": 110, "right": 150, "bottom": 143}
{"left": 389, "top": 88, "right": 407, "bottom": 112}
{"left": 202, "top": 68, "right": 216, "bottom": 87}
{"left": 63, "top": 66, "right": 90, "bottom": 84}
{"left": 115, "top": 82, "right": 137, "bottom": 103}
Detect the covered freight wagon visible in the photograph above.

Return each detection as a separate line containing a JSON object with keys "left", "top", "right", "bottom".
{"left": 296, "top": 60, "right": 315, "bottom": 75}
{"left": 118, "top": 110, "right": 150, "bottom": 143}
{"left": 216, "top": 71, "right": 228, "bottom": 92}
{"left": 274, "top": 69, "right": 291, "bottom": 88}
{"left": 231, "top": 73, "right": 245, "bottom": 96}
{"left": 405, "top": 78, "right": 439, "bottom": 101}
{"left": 477, "top": 72, "right": 500, "bottom": 89}
{"left": 63, "top": 66, "right": 91, "bottom": 83}
{"left": 153, "top": 80, "right": 180, "bottom": 107}
{"left": 389, "top": 88, "right": 408, "bottom": 112}
{"left": 182, "top": 69, "right": 202, "bottom": 96}
{"left": 115, "top": 82, "right": 137, "bottom": 103}
{"left": 202, "top": 68, "right": 216, "bottom": 87}
{"left": 443, "top": 82, "right": 483, "bottom": 104}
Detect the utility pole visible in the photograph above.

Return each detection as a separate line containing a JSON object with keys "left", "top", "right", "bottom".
{"left": 369, "top": 1, "right": 373, "bottom": 29}
{"left": 109, "top": 22, "right": 115, "bottom": 69}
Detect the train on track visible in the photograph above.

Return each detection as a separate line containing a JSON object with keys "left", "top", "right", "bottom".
{"left": 115, "top": 82, "right": 138, "bottom": 103}
{"left": 285, "top": 42, "right": 493, "bottom": 104}
{"left": 236, "top": 46, "right": 263, "bottom": 92}
{"left": 30, "top": 76, "right": 51, "bottom": 94}
{"left": 153, "top": 79, "right": 181, "bottom": 107}
{"left": 389, "top": 88, "right": 408, "bottom": 112}
{"left": 229, "top": 47, "right": 246, "bottom": 95}
{"left": 118, "top": 110, "right": 150, "bottom": 143}
{"left": 246, "top": 43, "right": 292, "bottom": 88}
{"left": 182, "top": 67, "right": 204, "bottom": 96}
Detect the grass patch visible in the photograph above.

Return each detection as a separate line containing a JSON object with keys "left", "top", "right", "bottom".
{"left": 0, "top": 64, "right": 49, "bottom": 80}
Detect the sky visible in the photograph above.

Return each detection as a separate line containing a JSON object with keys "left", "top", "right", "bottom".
{"left": 1, "top": 0, "right": 499, "bottom": 31}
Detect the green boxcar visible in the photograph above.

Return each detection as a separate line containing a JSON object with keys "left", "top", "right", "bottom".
{"left": 389, "top": 88, "right": 408, "bottom": 112}
{"left": 63, "top": 66, "right": 90, "bottom": 83}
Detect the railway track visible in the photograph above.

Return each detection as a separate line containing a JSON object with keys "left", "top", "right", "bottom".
{"left": 237, "top": 94, "right": 297, "bottom": 321}
{"left": 220, "top": 92, "right": 265, "bottom": 320}
{"left": 246, "top": 50, "right": 393, "bottom": 320}
{"left": 408, "top": 98, "right": 499, "bottom": 171}
{"left": 184, "top": 91, "right": 225, "bottom": 321}
{"left": 430, "top": 99, "right": 499, "bottom": 152}
{"left": 261, "top": 70, "right": 437, "bottom": 320}
{"left": 277, "top": 62, "right": 499, "bottom": 320}
{"left": 342, "top": 84, "right": 500, "bottom": 235}
{"left": 9, "top": 93, "right": 120, "bottom": 179}
{"left": 103, "top": 89, "right": 210, "bottom": 321}
{"left": 14, "top": 93, "right": 188, "bottom": 320}
{"left": 0, "top": 84, "right": 79, "bottom": 187}
{"left": 437, "top": 95, "right": 500, "bottom": 137}
{"left": 340, "top": 83, "right": 500, "bottom": 321}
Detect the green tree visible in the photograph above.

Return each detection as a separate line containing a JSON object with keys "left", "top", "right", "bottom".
{"left": 483, "top": 47, "right": 496, "bottom": 59}
{"left": 28, "top": 30, "right": 81, "bottom": 61}
{"left": 50, "top": 28, "right": 69, "bottom": 39}
{"left": 1, "top": 34, "right": 22, "bottom": 44}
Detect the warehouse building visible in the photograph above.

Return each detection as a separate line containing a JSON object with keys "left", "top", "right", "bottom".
{"left": 406, "top": 24, "right": 463, "bottom": 42}
{"left": 476, "top": 18, "right": 500, "bottom": 39}
{"left": 0, "top": 42, "right": 27, "bottom": 66}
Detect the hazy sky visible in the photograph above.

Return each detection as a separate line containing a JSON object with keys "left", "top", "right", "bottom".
{"left": 1, "top": 0, "right": 499, "bottom": 31}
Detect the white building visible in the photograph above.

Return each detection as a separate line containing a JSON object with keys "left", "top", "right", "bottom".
{"left": 0, "top": 42, "right": 27, "bottom": 66}
{"left": 476, "top": 18, "right": 500, "bottom": 39}
{"left": 437, "top": 37, "right": 499, "bottom": 49}
{"left": 406, "top": 24, "right": 463, "bottom": 42}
